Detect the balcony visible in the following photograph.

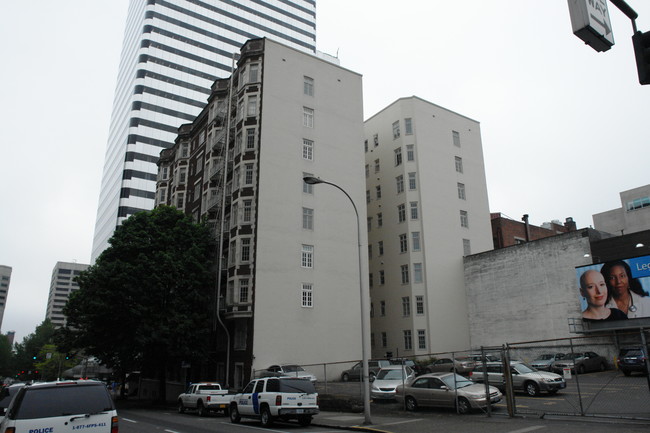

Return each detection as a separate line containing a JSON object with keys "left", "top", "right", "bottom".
{"left": 224, "top": 303, "right": 253, "bottom": 319}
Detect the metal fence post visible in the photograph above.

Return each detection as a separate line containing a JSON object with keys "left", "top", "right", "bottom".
{"left": 569, "top": 338, "right": 585, "bottom": 416}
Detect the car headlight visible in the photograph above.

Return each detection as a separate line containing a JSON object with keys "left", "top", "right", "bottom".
{"left": 371, "top": 385, "right": 379, "bottom": 391}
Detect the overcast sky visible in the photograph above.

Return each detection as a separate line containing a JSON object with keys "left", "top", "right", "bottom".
{"left": 1, "top": 1, "right": 649, "bottom": 343}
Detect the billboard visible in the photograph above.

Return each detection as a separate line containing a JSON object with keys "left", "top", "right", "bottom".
{"left": 576, "top": 255, "right": 650, "bottom": 323}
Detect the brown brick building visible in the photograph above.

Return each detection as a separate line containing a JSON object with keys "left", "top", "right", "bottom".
{"left": 491, "top": 213, "right": 577, "bottom": 249}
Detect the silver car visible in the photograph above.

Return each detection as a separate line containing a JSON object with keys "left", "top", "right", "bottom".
{"left": 470, "top": 361, "right": 566, "bottom": 397}
{"left": 425, "top": 358, "right": 476, "bottom": 375}
{"left": 530, "top": 353, "right": 566, "bottom": 371}
{"left": 371, "top": 366, "right": 415, "bottom": 400}
{"left": 551, "top": 352, "right": 608, "bottom": 375}
{"left": 395, "top": 372, "right": 502, "bottom": 414}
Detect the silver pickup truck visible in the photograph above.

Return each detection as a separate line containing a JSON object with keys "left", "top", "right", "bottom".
{"left": 178, "top": 382, "right": 231, "bottom": 416}
{"left": 229, "top": 377, "right": 319, "bottom": 427}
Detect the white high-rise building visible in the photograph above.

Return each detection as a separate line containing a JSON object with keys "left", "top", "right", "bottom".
{"left": 92, "top": 0, "right": 317, "bottom": 261}
{"left": 0, "top": 265, "right": 11, "bottom": 331}
{"left": 46, "top": 262, "right": 90, "bottom": 328}
{"left": 364, "top": 97, "right": 493, "bottom": 357}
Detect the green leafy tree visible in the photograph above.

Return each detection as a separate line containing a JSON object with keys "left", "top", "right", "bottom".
{"left": 13, "top": 320, "right": 56, "bottom": 379}
{"left": 0, "top": 334, "right": 13, "bottom": 377}
{"left": 60, "top": 206, "right": 214, "bottom": 401}
{"left": 33, "top": 344, "right": 76, "bottom": 381}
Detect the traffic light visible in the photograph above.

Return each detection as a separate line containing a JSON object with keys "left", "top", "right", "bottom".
{"left": 632, "top": 30, "right": 650, "bottom": 85}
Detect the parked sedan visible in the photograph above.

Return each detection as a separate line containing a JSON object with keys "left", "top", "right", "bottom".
{"left": 551, "top": 352, "right": 608, "bottom": 374}
{"left": 425, "top": 358, "right": 476, "bottom": 375}
{"left": 470, "top": 362, "right": 566, "bottom": 396}
{"left": 395, "top": 372, "right": 501, "bottom": 414}
{"left": 530, "top": 353, "right": 566, "bottom": 371}
{"left": 371, "top": 366, "right": 415, "bottom": 400}
{"left": 262, "top": 364, "right": 317, "bottom": 383}
{"left": 341, "top": 360, "right": 391, "bottom": 382}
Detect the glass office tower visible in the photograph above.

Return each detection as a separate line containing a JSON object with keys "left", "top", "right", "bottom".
{"left": 92, "top": 0, "right": 316, "bottom": 261}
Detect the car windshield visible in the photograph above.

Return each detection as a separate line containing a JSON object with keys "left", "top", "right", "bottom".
{"left": 377, "top": 369, "right": 408, "bottom": 380}
{"left": 537, "top": 354, "right": 554, "bottom": 360}
{"left": 440, "top": 374, "right": 474, "bottom": 389}
{"left": 283, "top": 365, "right": 304, "bottom": 372}
{"left": 513, "top": 363, "right": 537, "bottom": 374}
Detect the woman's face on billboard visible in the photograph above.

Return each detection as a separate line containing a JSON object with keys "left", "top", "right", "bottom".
{"left": 606, "top": 265, "right": 629, "bottom": 297}
{"left": 582, "top": 270, "right": 607, "bottom": 307}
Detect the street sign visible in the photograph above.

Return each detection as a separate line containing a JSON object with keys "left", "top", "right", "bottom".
{"left": 568, "top": 0, "right": 615, "bottom": 52}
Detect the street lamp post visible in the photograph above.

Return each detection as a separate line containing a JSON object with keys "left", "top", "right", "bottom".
{"left": 303, "top": 176, "right": 372, "bottom": 425}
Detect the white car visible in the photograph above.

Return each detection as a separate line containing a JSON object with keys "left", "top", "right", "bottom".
{"left": 0, "top": 380, "right": 118, "bottom": 433}
{"left": 371, "top": 365, "right": 415, "bottom": 400}
{"left": 263, "top": 364, "right": 317, "bottom": 383}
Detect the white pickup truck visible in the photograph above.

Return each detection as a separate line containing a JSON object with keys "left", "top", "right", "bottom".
{"left": 229, "top": 377, "right": 319, "bottom": 427}
{"left": 177, "top": 382, "right": 231, "bottom": 416}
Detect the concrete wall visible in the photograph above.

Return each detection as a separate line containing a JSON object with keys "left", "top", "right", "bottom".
{"left": 464, "top": 230, "right": 594, "bottom": 348}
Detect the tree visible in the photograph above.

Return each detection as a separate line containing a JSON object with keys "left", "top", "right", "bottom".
{"left": 33, "top": 344, "right": 76, "bottom": 381}
{"left": 0, "top": 334, "right": 13, "bottom": 377}
{"left": 13, "top": 320, "right": 56, "bottom": 380}
{"left": 60, "top": 206, "right": 215, "bottom": 401}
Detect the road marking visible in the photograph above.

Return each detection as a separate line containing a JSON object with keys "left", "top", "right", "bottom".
{"left": 218, "top": 421, "right": 291, "bottom": 432}
{"left": 121, "top": 418, "right": 137, "bottom": 423}
{"left": 164, "top": 430, "right": 182, "bottom": 433}
{"left": 505, "top": 426, "right": 545, "bottom": 433}
{"left": 378, "top": 418, "right": 424, "bottom": 426}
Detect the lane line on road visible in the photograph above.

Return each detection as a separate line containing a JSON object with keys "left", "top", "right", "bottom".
{"left": 121, "top": 418, "right": 137, "bottom": 423}
{"left": 376, "top": 419, "right": 424, "bottom": 426}
{"left": 505, "top": 426, "right": 545, "bottom": 433}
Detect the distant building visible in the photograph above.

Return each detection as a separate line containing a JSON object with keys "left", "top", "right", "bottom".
{"left": 92, "top": 0, "right": 318, "bottom": 262}
{"left": 0, "top": 265, "right": 11, "bottom": 330}
{"left": 593, "top": 184, "right": 650, "bottom": 235}
{"left": 45, "top": 262, "right": 89, "bottom": 328}
{"left": 491, "top": 213, "right": 577, "bottom": 249}
{"left": 156, "top": 38, "right": 365, "bottom": 388}
{"left": 364, "top": 96, "right": 493, "bottom": 357}
{"left": 5, "top": 331, "right": 15, "bottom": 346}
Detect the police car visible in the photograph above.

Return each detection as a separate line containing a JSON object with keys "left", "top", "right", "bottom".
{"left": 0, "top": 380, "right": 118, "bottom": 433}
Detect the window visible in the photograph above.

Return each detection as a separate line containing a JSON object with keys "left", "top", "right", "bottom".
{"left": 411, "top": 232, "right": 421, "bottom": 251}
{"left": 365, "top": 164, "right": 370, "bottom": 178}
{"left": 398, "top": 204, "right": 406, "bottom": 223}
{"left": 303, "top": 107, "right": 314, "bottom": 128}
{"left": 370, "top": 303, "right": 374, "bottom": 318}
{"left": 418, "top": 330, "right": 426, "bottom": 350}
{"left": 364, "top": 140, "right": 368, "bottom": 153}
{"left": 247, "top": 95, "right": 257, "bottom": 116}
{"left": 457, "top": 182, "right": 466, "bottom": 200}
{"left": 416, "top": 296, "right": 424, "bottom": 315}
{"left": 179, "top": 167, "right": 187, "bottom": 184}
{"left": 463, "top": 238, "right": 471, "bottom": 256}
{"left": 413, "top": 263, "right": 423, "bottom": 283}
{"left": 376, "top": 185, "right": 382, "bottom": 200}
{"left": 392, "top": 121, "right": 400, "bottom": 139}
{"left": 243, "top": 199, "right": 252, "bottom": 222}
{"left": 399, "top": 233, "right": 408, "bottom": 253}
{"left": 396, "top": 175, "right": 404, "bottom": 194}
{"left": 231, "top": 203, "right": 239, "bottom": 227}
{"left": 381, "top": 332, "right": 387, "bottom": 347}
{"left": 406, "top": 144, "right": 415, "bottom": 161}
{"left": 378, "top": 241, "right": 384, "bottom": 255}
{"left": 241, "top": 238, "right": 251, "bottom": 262}
{"left": 302, "top": 283, "right": 313, "bottom": 307}
{"left": 369, "top": 273, "right": 373, "bottom": 288}
{"left": 176, "top": 192, "right": 184, "bottom": 209}
{"left": 303, "top": 173, "right": 313, "bottom": 194}
{"left": 405, "top": 118, "right": 413, "bottom": 135}
{"left": 368, "top": 245, "right": 372, "bottom": 260}
{"left": 410, "top": 202, "right": 419, "bottom": 220}
{"left": 304, "top": 76, "right": 314, "bottom": 96}
{"left": 379, "top": 270, "right": 385, "bottom": 285}
{"left": 394, "top": 147, "right": 402, "bottom": 166}
{"left": 239, "top": 279, "right": 249, "bottom": 303}
{"left": 181, "top": 143, "right": 189, "bottom": 158}
{"left": 402, "top": 296, "right": 411, "bottom": 316}
{"left": 160, "top": 166, "right": 169, "bottom": 180}
{"left": 404, "top": 330, "right": 412, "bottom": 350}
{"left": 237, "top": 99, "right": 244, "bottom": 120}
{"left": 367, "top": 217, "right": 372, "bottom": 231}
{"left": 302, "top": 138, "right": 314, "bottom": 160}
{"left": 249, "top": 63, "right": 259, "bottom": 82}
{"left": 374, "top": 159, "right": 380, "bottom": 173}
{"left": 455, "top": 156, "right": 463, "bottom": 173}
{"left": 377, "top": 212, "right": 383, "bottom": 227}
{"left": 229, "top": 240, "right": 236, "bottom": 265}
{"left": 453, "top": 130, "right": 461, "bottom": 147}
{"left": 244, "top": 163, "right": 254, "bottom": 185}
{"left": 408, "top": 172, "right": 417, "bottom": 190}
{"left": 301, "top": 244, "right": 314, "bottom": 268}
{"left": 246, "top": 128, "right": 256, "bottom": 150}
{"left": 235, "top": 132, "right": 242, "bottom": 155}
{"left": 233, "top": 166, "right": 240, "bottom": 189}
{"left": 373, "top": 133, "right": 379, "bottom": 147}
{"left": 366, "top": 190, "right": 371, "bottom": 204}
{"left": 303, "top": 207, "right": 313, "bottom": 230}
{"left": 400, "top": 264, "right": 409, "bottom": 284}
{"left": 159, "top": 188, "right": 166, "bottom": 203}
{"left": 380, "top": 301, "right": 386, "bottom": 316}
{"left": 460, "top": 210, "right": 469, "bottom": 228}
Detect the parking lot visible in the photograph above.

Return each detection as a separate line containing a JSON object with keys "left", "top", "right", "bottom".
{"left": 316, "top": 369, "right": 650, "bottom": 419}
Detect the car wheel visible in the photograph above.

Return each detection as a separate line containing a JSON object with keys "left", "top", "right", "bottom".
{"left": 405, "top": 396, "right": 418, "bottom": 412}
{"left": 456, "top": 397, "right": 471, "bottom": 415}
{"left": 524, "top": 381, "right": 540, "bottom": 397}
{"left": 178, "top": 401, "right": 186, "bottom": 414}
{"left": 599, "top": 362, "right": 606, "bottom": 372}
{"left": 229, "top": 404, "right": 241, "bottom": 423}
{"left": 578, "top": 365, "right": 586, "bottom": 374}
{"left": 298, "top": 415, "right": 312, "bottom": 426}
{"left": 622, "top": 369, "right": 632, "bottom": 376}
{"left": 260, "top": 406, "right": 273, "bottom": 427}
{"left": 197, "top": 401, "right": 208, "bottom": 417}
{"left": 342, "top": 373, "right": 349, "bottom": 382}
